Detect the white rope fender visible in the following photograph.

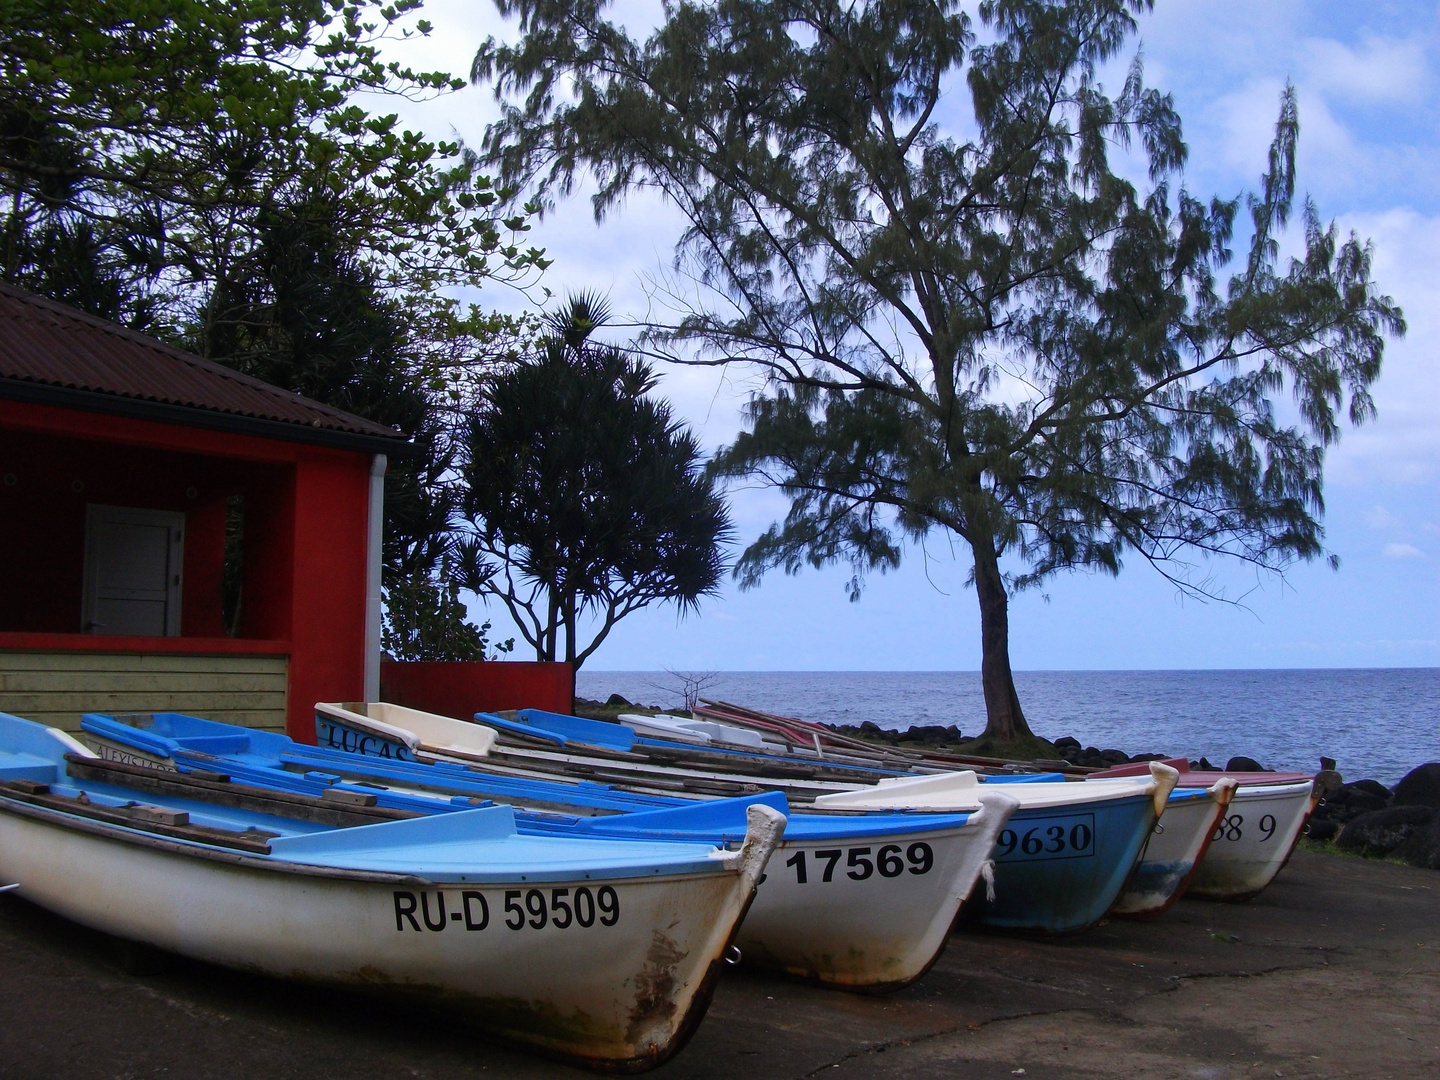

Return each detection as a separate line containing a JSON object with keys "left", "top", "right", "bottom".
{"left": 979, "top": 859, "right": 996, "bottom": 903}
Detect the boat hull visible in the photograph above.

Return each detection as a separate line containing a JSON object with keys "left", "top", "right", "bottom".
{"left": 966, "top": 793, "right": 1158, "bottom": 933}
{"left": 739, "top": 798, "right": 1015, "bottom": 988}
{"left": 1184, "top": 781, "right": 1315, "bottom": 901}
{"left": 98, "top": 709, "right": 1025, "bottom": 992}
{"left": 0, "top": 798, "right": 769, "bottom": 1071}
{"left": 1109, "top": 781, "right": 1235, "bottom": 917}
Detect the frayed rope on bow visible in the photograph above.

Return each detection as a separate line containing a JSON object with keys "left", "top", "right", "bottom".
{"left": 979, "top": 860, "right": 996, "bottom": 903}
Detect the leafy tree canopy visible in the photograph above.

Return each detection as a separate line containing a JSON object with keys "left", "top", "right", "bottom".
{"left": 475, "top": 0, "right": 1403, "bottom": 740}
{"left": 0, "top": 0, "right": 544, "bottom": 368}
{"left": 457, "top": 297, "right": 730, "bottom": 669}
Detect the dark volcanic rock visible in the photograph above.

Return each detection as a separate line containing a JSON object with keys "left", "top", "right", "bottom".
{"left": 604, "top": 693, "right": 632, "bottom": 708}
{"left": 1225, "top": 756, "right": 1266, "bottom": 772}
{"left": 1336, "top": 805, "right": 1437, "bottom": 856}
{"left": 1053, "top": 736, "right": 1081, "bottom": 752}
{"left": 1393, "top": 762, "right": 1440, "bottom": 809}
{"left": 1339, "top": 786, "right": 1390, "bottom": 814}
{"left": 1393, "top": 812, "right": 1440, "bottom": 870}
{"left": 1305, "top": 818, "right": 1340, "bottom": 842}
{"left": 1197, "top": 757, "right": 1216, "bottom": 770}
{"left": 1348, "top": 778, "right": 1393, "bottom": 801}
{"left": 1099, "top": 749, "right": 1130, "bottom": 765}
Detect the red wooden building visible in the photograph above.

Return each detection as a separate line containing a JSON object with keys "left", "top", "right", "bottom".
{"left": 0, "top": 284, "right": 407, "bottom": 741}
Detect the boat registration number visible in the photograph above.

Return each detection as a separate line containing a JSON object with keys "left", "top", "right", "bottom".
{"left": 994, "top": 814, "right": 1095, "bottom": 862}
{"left": 392, "top": 886, "right": 619, "bottom": 932}
{"left": 781, "top": 842, "right": 934, "bottom": 884}
{"left": 1211, "top": 813, "right": 1278, "bottom": 843}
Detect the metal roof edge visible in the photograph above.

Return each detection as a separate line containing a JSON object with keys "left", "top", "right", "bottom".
{"left": 0, "top": 377, "right": 418, "bottom": 458}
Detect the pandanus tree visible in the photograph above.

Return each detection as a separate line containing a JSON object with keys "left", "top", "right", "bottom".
{"left": 473, "top": 0, "right": 1402, "bottom": 743}
{"left": 457, "top": 297, "right": 730, "bottom": 669}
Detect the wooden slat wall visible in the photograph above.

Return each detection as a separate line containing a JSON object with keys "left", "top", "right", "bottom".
{"left": 0, "top": 651, "right": 288, "bottom": 733}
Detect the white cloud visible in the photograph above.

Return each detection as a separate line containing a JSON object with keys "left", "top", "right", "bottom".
{"left": 1365, "top": 505, "right": 1401, "bottom": 529}
{"left": 1325, "top": 208, "right": 1440, "bottom": 487}
{"left": 1300, "top": 35, "right": 1430, "bottom": 105}
{"left": 1382, "top": 542, "right": 1425, "bottom": 560}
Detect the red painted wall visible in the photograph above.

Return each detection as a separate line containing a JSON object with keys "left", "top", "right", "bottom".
{"left": 380, "top": 660, "right": 575, "bottom": 719}
{"left": 0, "top": 399, "right": 376, "bottom": 741}
{"left": 286, "top": 452, "right": 370, "bottom": 740}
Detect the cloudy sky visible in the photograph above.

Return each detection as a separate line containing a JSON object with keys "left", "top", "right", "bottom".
{"left": 382, "top": 0, "right": 1438, "bottom": 671}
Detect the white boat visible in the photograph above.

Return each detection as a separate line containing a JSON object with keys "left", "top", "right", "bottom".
{"left": 1089, "top": 759, "right": 1317, "bottom": 901}
{"left": 619, "top": 714, "right": 790, "bottom": 753}
{"left": 1108, "top": 777, "right": 1237, "bottom": 916}
{"left": 618, "top": 713, "right": 714, "bottom": 745}
{"left": 86, "top": 706, "right": 1025, "bottom": 990}
{"left": 0, "top": 713, "right": 782, "bottom": 1070}
{"left": 1182, "top": 780, "right": 1316, "bottom": 900}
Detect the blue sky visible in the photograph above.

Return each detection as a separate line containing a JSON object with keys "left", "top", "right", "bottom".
{"left": 384, "top": 0, "right": 1439, "bottom": 671}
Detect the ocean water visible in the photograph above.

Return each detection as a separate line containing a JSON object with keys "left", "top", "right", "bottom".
{"left": 576, "top": 669, "right": 1440, "bottom": 787}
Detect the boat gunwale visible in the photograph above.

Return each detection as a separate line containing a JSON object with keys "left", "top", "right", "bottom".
{"left": 0, "top": 790, "right": 429, "bottom": 884}
{"left": 0, "top": 790, "right": 752, "bottom": 888}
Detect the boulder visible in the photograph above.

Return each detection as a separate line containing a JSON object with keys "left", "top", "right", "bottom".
{"left": 1099, "top": 749, "right": 1130, "bottom": 765}
{"left": 1393, "top": 812, "right": 1440, "bottom": 870}
{"left": 859, "top": 720, "right": 883, "bottom": 735}
{"left": 1225, "top": 756, "right": 1265, "bottom": 772}
{"left": 1392, "top": 763, "right": 1440, "bottom": 809}
{"left": 1305, "top": 818, "right": 1339, "bottom": 842}
{"left": 1336, "top": 805, "right": 1437, "bottom": 856}
{"left": 1053, "top": 736, "right": 1081, "bottom": 751}
{"left": 1337, "top": 784, "right": 1389, "bottom": 814}
{"left": 604, "top": 693, "right": 632, "bottom": 708}
{"left": 1348, "top": 778, "right": 1393, "bottom": 801}
{"left": 1197, "top": 757, "right": 1216, "bottom": 771}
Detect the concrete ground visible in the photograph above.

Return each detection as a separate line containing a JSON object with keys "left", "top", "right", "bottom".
{"left": 0, "top": 848, "right": 1435, "bottom": 1080}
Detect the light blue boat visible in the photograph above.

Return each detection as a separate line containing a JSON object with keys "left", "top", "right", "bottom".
{"left": 0, "top": 712, "right": 781, "bottom": 1069}
{"left": 81, "top": 710, "right": 1020, "bottom": 989}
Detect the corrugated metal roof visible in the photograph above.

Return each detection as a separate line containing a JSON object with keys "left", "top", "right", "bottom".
{"left": 0, "top": 283, "right": 409, "bottom": 444}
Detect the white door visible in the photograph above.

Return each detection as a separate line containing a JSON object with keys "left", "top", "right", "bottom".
{"left": 82, "top": 505, "right": 185, "bottom": 636}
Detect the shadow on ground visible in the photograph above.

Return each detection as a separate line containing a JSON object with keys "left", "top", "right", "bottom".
{"left": 1, "top": 850, "right": 1435, "bottom": 1080}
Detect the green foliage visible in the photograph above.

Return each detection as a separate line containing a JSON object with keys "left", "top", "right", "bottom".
{"left": 456, "top": 296, "right": 730, "bottom": 669}
{"left": 0, "top": 0, "right": 544, "bottom": 370}
{"left": 475, "top": 0, "right": 1403, "bottom": 735}
{"left": 382, "top": 563, "right": 514, "bottom": 662}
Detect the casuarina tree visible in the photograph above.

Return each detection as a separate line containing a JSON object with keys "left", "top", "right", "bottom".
{"left": 473, "top": 0, "right": 1403, "bottom": 743}
{"left": 457, "top": 297, "right": 730, "bottom": 669}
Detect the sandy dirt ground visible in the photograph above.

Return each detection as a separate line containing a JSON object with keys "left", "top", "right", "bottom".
{"left": 0, "top": 848, "right": 1435, "bottom": 1079}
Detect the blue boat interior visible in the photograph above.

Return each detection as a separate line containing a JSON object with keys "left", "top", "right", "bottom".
{"left": 0, "top": 713, "right": 756, "bottom": 881}
{"left": 81, "top": 712, "right": 978, "bottom": 843}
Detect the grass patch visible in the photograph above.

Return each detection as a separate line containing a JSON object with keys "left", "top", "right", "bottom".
{"left": 952, "top": 733, "right": 1060, "bottom": 762}
{"left": 1296, "top": 838, "right": 1414, "bottom": 867}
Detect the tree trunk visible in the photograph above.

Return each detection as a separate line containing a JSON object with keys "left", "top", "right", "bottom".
{"left": 562, "top": 592, "right": 577, "bottom": 669}
{"left": 973, "top": 535, "right": 1033, "bottom": 740}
